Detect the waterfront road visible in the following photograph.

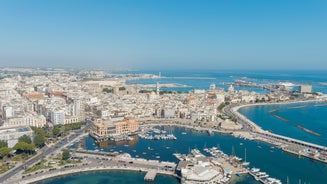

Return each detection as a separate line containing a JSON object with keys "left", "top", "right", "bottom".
{"left": 0, "top": 121, "right": 92, "bottom": 184}
{"left": 7, "top": 154, "right": 176, "bottom": 184}
{"left": 223, "top": 104, "right": 253, "bottom": 132}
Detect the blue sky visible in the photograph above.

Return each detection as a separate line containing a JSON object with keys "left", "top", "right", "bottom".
{"left": 0, "top": 0, "right": 326, "bottom": 70}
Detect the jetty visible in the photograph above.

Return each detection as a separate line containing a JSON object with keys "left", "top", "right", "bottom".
{"left": 144, "top": 170, "right": 157, "bottom": 181}
{"left": 295, "top": 124, "right": 321, "bottom": 137}
{"left": 270, "top": 114, "right": 290, "bottom": 122}
{"left": 287, "top": 105, "right": 308, "bottom": 109}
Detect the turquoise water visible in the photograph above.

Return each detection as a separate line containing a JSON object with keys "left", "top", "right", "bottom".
{"left": 37, "top": 171, "right": 179, "bottom": 184}
{"left": 124, "top": 70, "right": 327, "bottom": 93}
{"left": 67, "top": 126, "right": 326, "bottom": 184}
{"left": 239, "top": 102, "right": 327, "bottom": 146}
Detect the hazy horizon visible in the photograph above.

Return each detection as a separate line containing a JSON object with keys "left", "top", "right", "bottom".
{"left": 0, "top": 0, "right": 326, "bottom": 71}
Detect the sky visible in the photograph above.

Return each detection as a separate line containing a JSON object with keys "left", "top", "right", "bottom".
{"left": 0, "top": 0, "right": 326, "bottom": 71}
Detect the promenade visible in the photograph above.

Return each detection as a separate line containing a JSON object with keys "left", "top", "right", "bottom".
{"left": 5, "top": 151, "right": 177, "bottom": 184}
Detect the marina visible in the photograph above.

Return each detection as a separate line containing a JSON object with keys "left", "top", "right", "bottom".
{"left": 79, "top": 124, "right": 327, "bottom": 184}
{"left": 138, "top": 126, "right": 177, "bottom": 140}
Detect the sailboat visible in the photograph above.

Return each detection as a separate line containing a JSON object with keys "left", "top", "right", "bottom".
{"left": 242, "top": 148, "right": 250, "bottom": 166}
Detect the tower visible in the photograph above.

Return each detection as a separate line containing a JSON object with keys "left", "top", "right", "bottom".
{"left": 209, "top": 83, "right": 216, "bottom": 91}
{"left": 156, "top": 82, "right": 160, "bottom": 95}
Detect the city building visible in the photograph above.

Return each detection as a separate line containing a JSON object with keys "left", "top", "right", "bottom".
{"left": 50, "top": 109, "right": 65, "bottom": 125}
{"left": 0, "top": 126, "right": 34, "bottom": 148}
{"left": 2, "top": 114, "right": 46, "bottom": 128}
{"left": 91, "top": 118, "right": 139, "bottom": 139}
{"left": 299, "top": 85, "right": 312, "bottom": 93}
{"left": 2, "top": 106, "right": 13, "bottom": 120}
{"left": 209, "top": 83, "right": 216, "bottom": 91}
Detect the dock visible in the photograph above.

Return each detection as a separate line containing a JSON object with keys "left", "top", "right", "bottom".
{"left": 144, "top": 169, "right": 157, "bottom": 181}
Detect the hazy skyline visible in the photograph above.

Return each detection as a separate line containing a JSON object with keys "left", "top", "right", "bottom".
{"left": 0, "top": 0, "right": 326, "bottom": 70}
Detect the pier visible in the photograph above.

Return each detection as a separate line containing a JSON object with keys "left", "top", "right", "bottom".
{"left": 144, "top": 170, "right": 157, "bottom": 181}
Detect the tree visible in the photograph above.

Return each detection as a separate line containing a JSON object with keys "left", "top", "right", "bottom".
{"left": 52, "top": 126, "right": 62, "bottom": 137}
{"left": 13, "top": 142, "right": 36, "bottom": 154}
{"left": 62, "top": 150, "right": 70, "bottom": 160}
{"left": 33, "top": 127, "right": 46, "bottom": 148}
{"left": 0, "top": 147, "right": 12, "bottom": 158}
{"left": 102, "top": 88, "right": 112, "bottom": 93}
{"left": 217, "top": 103, "right": 227, "bottom": 112}
{"left": 18, "top": 135, "right": 32, "bottom": 144}
{"left": 0, "top": 140, "right": 7, "bottom": 148}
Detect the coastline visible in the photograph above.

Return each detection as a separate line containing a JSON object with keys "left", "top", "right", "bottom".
{"left": 27, "top": 168, "right": 178, "bottom": 184}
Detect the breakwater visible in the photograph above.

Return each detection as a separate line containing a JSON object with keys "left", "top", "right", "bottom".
{"left": 268, "top": 106, "right": 321, "bottom": 137}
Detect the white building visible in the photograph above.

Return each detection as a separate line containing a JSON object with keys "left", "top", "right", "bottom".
{"left": 3, "top": 114, "right": 46, "bottom": 128}
{"left": 299, "top": 85, "right": 312, "bottom": 93}
{"left": 209, "top": 83, "right": 216, "bottom": 91}
{"left": 0, "top": 126, "right": 34, "bottom": 148}
{"left": 163, "top": 108, "right": 175, "bottom": 118}
{"left": 3, "top": 106, "right": 13, "bottom": 120}
{"left": 50, "top": 109, "right": 65, "bottom": 125}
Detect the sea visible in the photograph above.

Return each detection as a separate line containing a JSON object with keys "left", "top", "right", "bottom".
{"left": 40, "top": 70, "right": 327, "bottom": 184}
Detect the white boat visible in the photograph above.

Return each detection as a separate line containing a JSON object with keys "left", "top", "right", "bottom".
{"left": 256, "top": 172, "right": 266, "bottom": 176}
{"left": 242, "top": 162, "right": 250, "bottom": 166}
{"left": 250, "top": 168, "right": 260, "bottom": 173}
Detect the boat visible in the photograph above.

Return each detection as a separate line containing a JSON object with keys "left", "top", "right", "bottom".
{"left": 173, "top": 153, "right": 184, "bottom": 161}
{"left": 181, "top": 132, "right": 187, "bottom": 135}
{"left": 242, "top": 162, "right": 250, "bottom": 166}
{"left": 155, "top": 156, "right": 160, "bottom": 159}
{"left": 250, "top": 168, "right": 260, "bottom": 173}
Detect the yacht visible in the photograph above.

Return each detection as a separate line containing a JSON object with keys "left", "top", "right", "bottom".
{"left": 250, "top": 168, "right": 260, "bottom": 173}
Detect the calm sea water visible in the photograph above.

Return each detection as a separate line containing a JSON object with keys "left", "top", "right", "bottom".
{"left": 124, "top": 70, "right": 327, "bottom": 93}
{"left": 37, "top": 171, "right": 179, "bottom": 184}
{"left": 238, "top": 102, "right": 327, "bottom": 146}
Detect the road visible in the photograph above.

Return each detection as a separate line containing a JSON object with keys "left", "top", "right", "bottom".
{"left": 0, "top": 121, "right": 92, "bottom": 184}
{"left": 222, "top": 103, "right": 253, "bottom": 132}
{"left": 9, "top": 153, "right": 176, "bottom": 184}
